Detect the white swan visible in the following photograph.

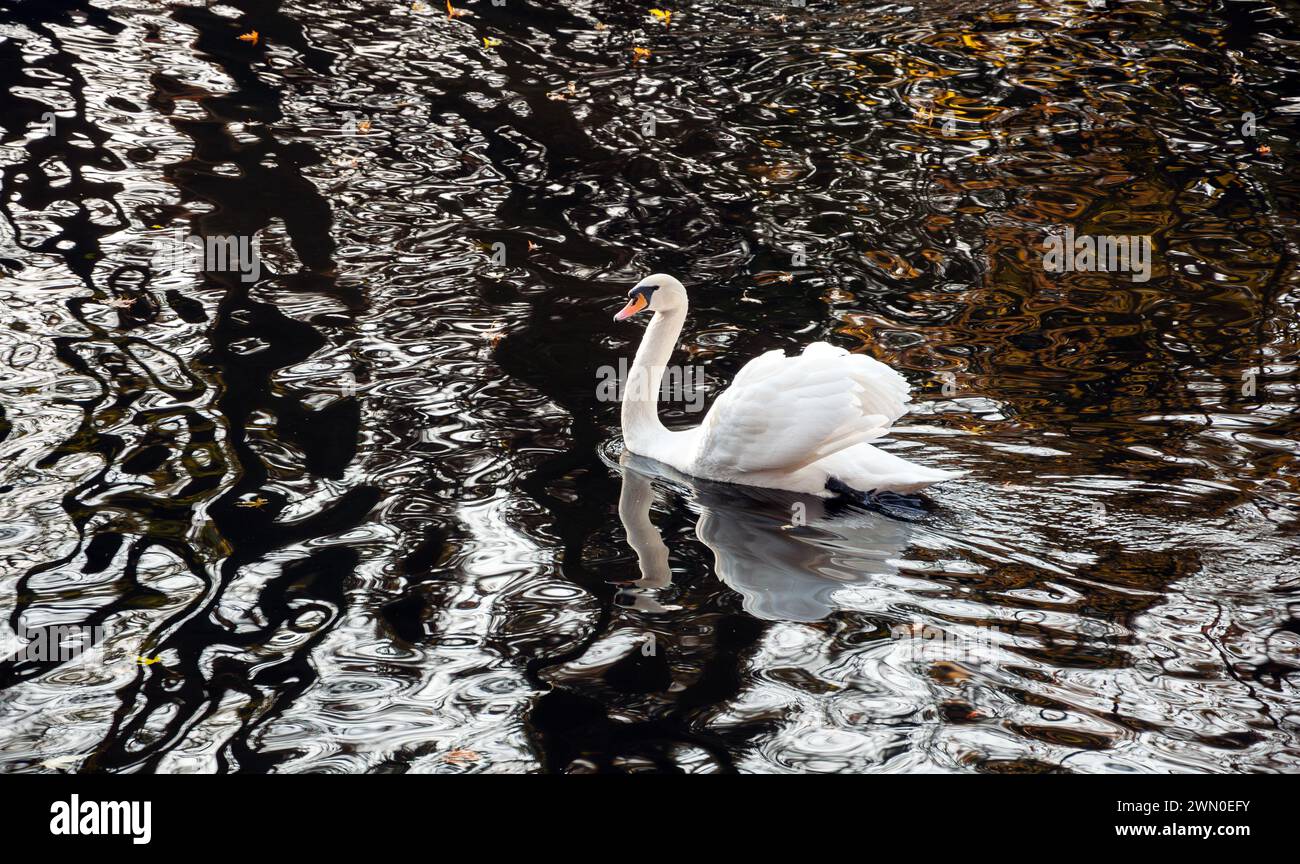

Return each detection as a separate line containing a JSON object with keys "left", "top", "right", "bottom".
{"left": 613, "top": 274, "right": 960, "bottom": 497}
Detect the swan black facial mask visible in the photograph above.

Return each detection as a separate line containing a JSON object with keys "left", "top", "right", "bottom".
{"left": 614, "top": 284, "right": 656, "bottom": 321}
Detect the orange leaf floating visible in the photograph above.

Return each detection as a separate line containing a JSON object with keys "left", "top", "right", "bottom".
{"left": 1257, "top": 144, "right": 1272, "bottom": 155}
{"left": 443, "top": 748, "right": 480, "bottom": 764}
{"left": 632, "top": 46, "right": 651, "bottom": 64}
{"left": 446, "top": 0, "right": 466, "bottom": 17}
{"left": 237, "top": 30, "right": 258, "bottom": 44}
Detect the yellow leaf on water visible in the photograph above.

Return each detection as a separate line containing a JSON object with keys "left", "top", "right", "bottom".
{"left": 632, "top": 46, "right": 652, "bottom": 63}
{"left": 649, "top": 9, "right": 672, "bottom": 26}
{"left": 483, "top": 37, "right": 501, "bottom": 48}
{"left": 237, "top": 30, "right": 258, "bottom": 45}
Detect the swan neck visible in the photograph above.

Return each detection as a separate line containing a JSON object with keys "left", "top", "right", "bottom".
{"left": 622, "top": 306, "right": 685, "bottom": 451}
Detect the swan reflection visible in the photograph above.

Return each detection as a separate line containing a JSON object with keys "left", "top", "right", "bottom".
{"left": 615, "top": 451, "right": 914, "bottom": 622}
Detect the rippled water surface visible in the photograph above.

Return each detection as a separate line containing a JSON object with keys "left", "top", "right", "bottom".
{"left": 2, "top": 0, "right": 1299, "bottom": 773}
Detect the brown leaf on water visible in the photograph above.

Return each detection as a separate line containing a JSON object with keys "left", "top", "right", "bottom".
{"left": 443, "top": 748, "right": 480, "bottom": 764}
{"left": 745, "top": 162, "right": 801, "bottom": 182}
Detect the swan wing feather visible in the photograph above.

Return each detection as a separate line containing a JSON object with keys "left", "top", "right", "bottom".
{"left": 694, "top": 342, "right": 911, "bottom": 473}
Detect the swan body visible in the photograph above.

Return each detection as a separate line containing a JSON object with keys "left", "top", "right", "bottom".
{"left": 613, "top": 274, "right": 960, "bottom": 497}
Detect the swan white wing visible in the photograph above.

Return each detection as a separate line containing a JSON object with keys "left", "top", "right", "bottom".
{"left": 694, "top": 342, "right": 911, "bottom": 474}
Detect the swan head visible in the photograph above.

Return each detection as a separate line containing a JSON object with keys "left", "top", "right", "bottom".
{"left": 614, "top": 273, "right": 687, "bottom": 321}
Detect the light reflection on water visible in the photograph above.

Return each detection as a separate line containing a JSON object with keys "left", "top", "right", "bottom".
{"left": 0, "top": 0, "right": 1298, "bottom": 773}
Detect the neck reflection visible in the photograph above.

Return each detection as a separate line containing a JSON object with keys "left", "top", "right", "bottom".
{"left": 617, "top": 452, "right": 915, "bottom": 622}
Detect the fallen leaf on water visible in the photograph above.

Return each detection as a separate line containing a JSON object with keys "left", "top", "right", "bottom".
{"left": 135, "top": 655, "right": 161, "bottom": 666}
{"left": 745, "top": 161, "right": 800, "bottom": 182}
{"left": 649, "top": 9, "right": 672, "bottom": 26}
{"left": 236, "top": 496, "right": 269, "bottom": 509}
{"left": 444, "top": 748, "right": 480, "bottom": 764}
{"left": 357, "top": 118, "right": 372, "bottom": 134}
{"left": 548, "top": 81, "right": 578, "bottom": 100}
{"left": 446, "top": 0, "right": 467, "bottom": 18}
{"left": 105, "top": 297, "right": 137, "bottom": 309}
{"left": 412, "top": 1, "right": 428, "bottom": 10}
{"left": 632, "top": 46, "right": 651, "bottom": 64}
{"left": 483, "top": 36, "right": 501, "bottom": 48}
{"left": 238, "top": 30, "right": 258, "bottom": 45}
{"left": 1257, "top": 144, "right": 1272, "bottom": 155}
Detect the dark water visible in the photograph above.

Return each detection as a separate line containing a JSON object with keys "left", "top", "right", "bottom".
{"left": 1, "top": 0, "right": 1298, "bottom": 773}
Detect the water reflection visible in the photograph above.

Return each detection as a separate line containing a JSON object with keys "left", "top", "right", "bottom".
{"left": 616, "top": 451, "right": 913, "bottom": 622}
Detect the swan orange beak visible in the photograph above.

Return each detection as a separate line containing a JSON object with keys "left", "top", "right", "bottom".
{"left": 614, "top": 293, "right": 648, "bottom": 321}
